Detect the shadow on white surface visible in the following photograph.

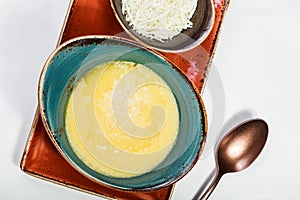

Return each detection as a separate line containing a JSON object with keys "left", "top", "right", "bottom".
{"left": 200, "top": 64, "right": 226, "bottom": 160}
{"left": 214, "top": 109, "right": 257, "bottom": 147}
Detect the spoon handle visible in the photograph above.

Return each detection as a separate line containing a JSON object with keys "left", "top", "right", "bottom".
{"left": 192, "top": 172, "right": 222, "bottom": 200}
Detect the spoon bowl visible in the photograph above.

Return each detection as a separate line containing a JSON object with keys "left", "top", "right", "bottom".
{"left": 194, "top": 119, "right": 268, "bottom": 200}
{"left": 217, "top": 119, "right": 268, "bottom": 174}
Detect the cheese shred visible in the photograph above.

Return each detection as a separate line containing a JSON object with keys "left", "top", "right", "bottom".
{"left": 121, "top": 0, "right": 198, "bottom": 42}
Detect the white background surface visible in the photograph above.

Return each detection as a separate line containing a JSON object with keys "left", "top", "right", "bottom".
{"left": 1, "top": 0, "right": 300, "bottom": 199}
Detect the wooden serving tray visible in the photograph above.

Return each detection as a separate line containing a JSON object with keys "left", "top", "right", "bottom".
{"left": 20, "top": 0, "right": 230, "bottom": 199}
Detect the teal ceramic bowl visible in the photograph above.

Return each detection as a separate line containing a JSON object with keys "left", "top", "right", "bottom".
{"left": 39, "top": 36, "right": 207, "bottom": 191}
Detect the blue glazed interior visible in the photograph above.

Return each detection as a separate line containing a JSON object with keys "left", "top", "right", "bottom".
{"left": 40, "top": 37, "right": 205, "bottom": 190}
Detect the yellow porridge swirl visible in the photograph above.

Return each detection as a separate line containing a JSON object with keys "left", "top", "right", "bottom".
{"left": 65, "top": 61, "right": 179, "bottom": 178}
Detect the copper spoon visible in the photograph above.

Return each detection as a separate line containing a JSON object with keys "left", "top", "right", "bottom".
{"left": 193, "top": 119, "right": 268, "bottom": 200}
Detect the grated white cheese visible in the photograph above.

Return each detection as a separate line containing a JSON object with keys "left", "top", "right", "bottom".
{"left": 121, "top": 0, "right": 198, "bottom": 42}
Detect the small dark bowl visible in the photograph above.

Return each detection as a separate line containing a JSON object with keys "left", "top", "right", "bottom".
{"left": 110, "top": 0, "right": 215, "bottom": 52}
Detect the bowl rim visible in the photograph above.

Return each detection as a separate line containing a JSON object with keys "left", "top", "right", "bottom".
{"left": 38, "top": 35, "right": 208, "bottom": 191}
{"left": 109, "top": 0, "right": 215, "bottom": 53}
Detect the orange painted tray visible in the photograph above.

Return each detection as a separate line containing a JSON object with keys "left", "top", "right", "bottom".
{"left": 20, "top": 0, "right": 230, "bottom": 199}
